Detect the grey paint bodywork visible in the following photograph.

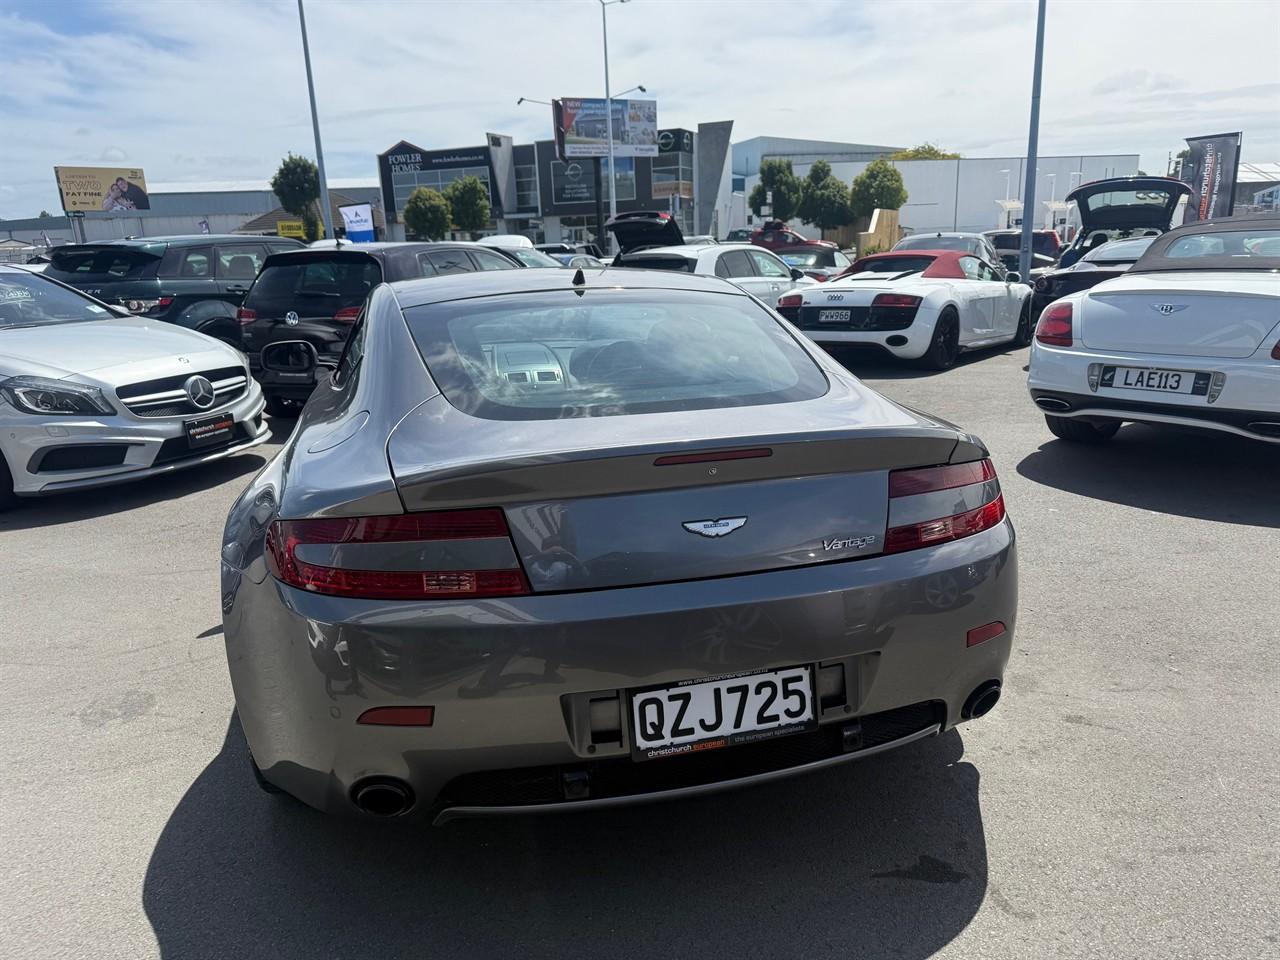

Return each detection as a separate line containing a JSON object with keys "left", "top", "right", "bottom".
{"left": 221, "top": 268, "right": 1017, "bottom": 820}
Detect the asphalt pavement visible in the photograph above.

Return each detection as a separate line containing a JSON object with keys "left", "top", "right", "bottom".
{"left": 2, "top": 342, "right": 1276, "bottom": 960}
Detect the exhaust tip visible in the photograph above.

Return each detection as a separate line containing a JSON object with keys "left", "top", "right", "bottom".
{"left": 351, "top": 777, "right": 415, "bottom": 817}
{"left": 1035, "top": 397, "right": 1071, "bottom": 411}
{"left": 962, "top": 681, "right": 1002, "bottom": 720}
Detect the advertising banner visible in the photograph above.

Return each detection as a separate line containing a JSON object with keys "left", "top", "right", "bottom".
{"left": 54, "top": 166, "right": 150, "bottom": 212}
{"left": 553, "top": 98, "right": 657, "bottom": 160}
{"left": 339, "top": 203, "right": 375, "bottom": 242}
{"left": 1180, "top": 133, "right": 1241, "bottom": 222}
{"left": 277, "top": 220, "right": 306, "bottom": 239}
{"left": 550, "top": 160, "right": 596, "bottom": 205}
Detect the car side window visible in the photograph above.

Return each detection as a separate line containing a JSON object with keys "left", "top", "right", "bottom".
{"left": 748, "top": 249, "right": 790, "bottom": 278}
{"left": 833, "top": 250, "right": 852, "bottom": 268}
{"left": 468, "top": 248, "right": 519, "bottom": 271}
{"left": 174, "top": 246, "right": 213, "bottom": 278}
{"left": 958, "top": 256, "right": 984, "bottom": 280}
{"left": 425, "top": 250, "right": 474, "bottom": 275}
{"left": 215, "top": 244, "right": 267, "bottom": 279}
{"left": 332, "top": 309, "right": 367, "bottom": 389}
{"left": 717, "top": 250, "right": 754, "bottom": 278}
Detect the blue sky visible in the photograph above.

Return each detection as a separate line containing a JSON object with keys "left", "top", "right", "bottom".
{"left": 1, "top": 0, "right": 1277, "bottom": 218}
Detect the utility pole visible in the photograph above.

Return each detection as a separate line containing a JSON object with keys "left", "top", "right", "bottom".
{"left": 1018, "top": 0, "right": 1047, "bottom": 280}
{"left": 297, "top": 0, "right": 334, "bottom": 241}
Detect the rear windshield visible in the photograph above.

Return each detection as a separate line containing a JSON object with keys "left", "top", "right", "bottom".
{"left": 989, "top": 233, "right": 1059, "bottom": 256}
{"left": 505, "top": 247, "right": 563, "bottom": 268}
{"left": 1166, "top": 229, "right": 1280, "bottom": 258}
{"left": 852, "top": 255, "right": 936, "bottom": 275}
{"left": 46, "top": 245, "right": 161, "bottom": 282}
{"left": 779, "top": 251, "right": 843, "bottom": 268}
{"left": 895, "top": 235, "right": 973, "bottom": 252}
{"left": 245, "top": 257, "right": 382, "bottom": 315}
{"left": 0, "top": 272, "right": 116, "bottom": 328}
{"left": 402, "top": 288, "right": 828, "bottom": 420}
{"left": 1082, "top": 237, "right": 1156, "bottom": 263}
{"left": 616, "top": 255, "right": 695, "bottom": 272}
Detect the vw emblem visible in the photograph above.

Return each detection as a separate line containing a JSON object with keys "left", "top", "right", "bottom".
{"left": 682, "top": 517, "right": 747, "bottom": 538}
{"left": 826, "top": 293, "right": 844, "bottom": 301}
{"left": 1151, "top": 303, "right": 1187, "bottom": 315}
{"left": 183, "top": 375, "right": 216, "bottom": 410}
{"left": 284, "top": 311, "right": 300, "bottom": 326}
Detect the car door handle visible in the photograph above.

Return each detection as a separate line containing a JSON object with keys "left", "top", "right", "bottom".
{"left": 226, "top": 285, "right": 249, "bottom": 293}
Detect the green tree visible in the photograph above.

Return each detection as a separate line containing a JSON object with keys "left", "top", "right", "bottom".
{"left": 748, "top": 158, "right": 801, "bottom": 223}
{"left": 850, "top": 159, "right": 908, "bottom": 219}
{"left": 270, "top": 153, "right": 321, "bottom": 240}
{"left": 797, "top": 160, "right": 853, "bottom": 231}
{"left": 889, "top": 142, "right": 961, "bottom": 160}
{"left": 38, "top": 210, "right": 52, "bottom": 218}
{"left": 444, "top": 176, "right": 491, "bottom": 238}
{"left": 403, "top": 187, "right": 452, "bottom": 241}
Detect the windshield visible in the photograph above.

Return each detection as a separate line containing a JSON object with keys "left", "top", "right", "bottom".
{"left": 852, "top": 255, "right": 936, "bottom": 275}
{"left": 779, "top": 251, "right": 847, "bottom": 268}
{"left": 245, "top": 257, "right": 382, "bottom": 316}
{"left": 506, "top": 247, "right": 563, "bottom": 268}
{"left": 0, "top": 272, "right": 116, "bottom": 328}
{"left": 1082, "top": 237, "right": 1156, "bottom": 263}
{"left": 403, "top": 288, "right": 828, "bottom": 420}
{"left": 895, "top": 235, "right": 974, "bottom": 253}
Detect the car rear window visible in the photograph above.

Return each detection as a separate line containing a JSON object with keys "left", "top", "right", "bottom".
{"left": 244, "top": 257, "right": 382, "bottom": 315}
{"left": 46, "top": 245, "right": 161, "bottom": 282}
{"left": 989, "top": 233, "right": 1059, "bottom": 257}
{"left": 1082, "top": 237, "right": 1156, "bottom": 263}
{"left": 402, "top": 287, "right": 828, "bottom": 420}
{"left": 1165, "top": 229, "right": 1280, "bottom": 258}
{"left": 895, "top": 235, "right": 973, "bottom": 252}
{"left": 616, "top": 255, "right": 695, "bottom": 272}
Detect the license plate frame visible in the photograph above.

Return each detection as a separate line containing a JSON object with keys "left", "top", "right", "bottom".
{"left": 1100, "top": 365, "right": 1210, "bottom": 396}
{"left": 184, "top": 412, "right": 235, "bottom": 449}
{"left": 818, "top": 309, "right": 851, "bottom": 323}
{"left": 628, "top": 664, "right": 817, "bottom": 762}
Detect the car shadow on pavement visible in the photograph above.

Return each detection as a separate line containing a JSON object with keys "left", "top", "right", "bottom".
{"left": 1017, "top": 424, "right": 1280, "bottom": 527}
{"left": 143, "top": 715, "right": 989, "bottom": 960}
{"left": 828, "top": 343, "right": 1027, "bottom": 381}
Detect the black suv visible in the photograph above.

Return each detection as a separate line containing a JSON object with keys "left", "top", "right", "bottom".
{"left": 43, "top": 235, "right": 304, "bottom": 345}
{"left": 237, "top": 242, "right": 526, "bottom": 415}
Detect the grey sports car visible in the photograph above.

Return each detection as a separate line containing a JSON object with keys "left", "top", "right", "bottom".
{"left": 221, "top": 268, "right": 1017, "bottom": 822}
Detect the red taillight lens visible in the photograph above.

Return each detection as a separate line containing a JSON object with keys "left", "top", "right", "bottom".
{"left": 236, "top": 307, "right": 257, "bottom": 325}
{"left": 1035, "top": 302, "right": 1073, "bottom": 346}
{"left": 871, "top": 293, "right": 923, "bottom": 309}
{"left": 264, "top": 509, "right": 531, "bottom": 600}
{"left": 151, "top": 297, "right": 173, "bottom": 312}
{"left": 334, "top": 306, "right": 361, "bottom": 323}
{"left": 777, "top": 293, "right": 803, "bottom": 309}
{"left": 884, "top": 458, "right": 1005, "bottom": 555}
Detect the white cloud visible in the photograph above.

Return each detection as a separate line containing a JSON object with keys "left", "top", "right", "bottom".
{"left": 1, "top": 0, "right": 1277, "bottom": 218}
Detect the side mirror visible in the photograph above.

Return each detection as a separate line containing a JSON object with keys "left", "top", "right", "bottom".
{"left": 261, "top": 340, "right": 331, "bottom": 378}
{"left": 790, "top": 267, "right": 806, "bottom": 281}
{"left": 1006, "top": 271, "right": 1022, "bottom": 284}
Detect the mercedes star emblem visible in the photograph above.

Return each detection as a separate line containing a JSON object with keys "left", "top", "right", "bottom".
{"left": 184, "top": 375, "right": 216, "bottom": 410}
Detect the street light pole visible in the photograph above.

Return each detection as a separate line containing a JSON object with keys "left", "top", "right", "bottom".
{"left": 1018, "top": 0, "right": 1047, "bottom": 280}
{"left": 297, "top": 0, "right": 333, "bottom": 241}
{"left": 599, "top": 0, "right": 628, "bottom": 253}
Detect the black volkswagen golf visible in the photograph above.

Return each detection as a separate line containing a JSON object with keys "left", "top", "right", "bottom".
{"left": 237, "top": 242, "right": 531, "bottom": 415}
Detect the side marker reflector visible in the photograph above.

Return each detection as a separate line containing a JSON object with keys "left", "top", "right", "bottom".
{"left": 966, "top": 622, "right": 1007, "bottom": 647}
{"left": 357, "top": 706, "right": 435, "bottom": 726}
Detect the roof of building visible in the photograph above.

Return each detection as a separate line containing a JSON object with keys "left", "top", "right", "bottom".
{"left": 1236, "top": 161, "right": 1280, "bottom": 184}
{"left": 148, "top": 177, "right": 381, "bottom": 194}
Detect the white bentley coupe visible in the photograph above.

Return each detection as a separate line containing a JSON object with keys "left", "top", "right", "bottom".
{"left": 1027, "top": 217, "right": 1280, "bottom": 444}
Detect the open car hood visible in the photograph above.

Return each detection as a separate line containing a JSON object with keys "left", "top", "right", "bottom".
{"left": 607, "top": 212, "right": 685, "bottom": 254}
{"left": 1066, "top": 177, "right": 1192, "bottom": 232}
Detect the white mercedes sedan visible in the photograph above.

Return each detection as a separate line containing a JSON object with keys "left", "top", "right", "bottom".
{"left": 1027, "top": 217, "right": 1280, "bottom": 444}
{"left": 0, "top": 265, "right": 269, "bottom": 508}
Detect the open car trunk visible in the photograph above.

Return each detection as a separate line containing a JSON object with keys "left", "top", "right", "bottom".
{"left": 1066, "top": 177, "right": 1192, "bottom": 233}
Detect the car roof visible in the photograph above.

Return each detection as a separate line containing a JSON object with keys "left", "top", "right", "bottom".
{"left": 90, "top": 234, "right": 296, "bottom": 247}
{"left": 263, "top": 241, "right": 482, "bottom": 260}
{"left": 390, "top": 264, "right": 742, "bottom": 309}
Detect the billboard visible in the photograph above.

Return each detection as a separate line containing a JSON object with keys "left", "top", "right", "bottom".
{"left": 277, "top": 220, "right": 306, "bottom": 239}
{"left": 339, "top": 203, "right": 375, "bottom": 242}
{"left": 553, "top": 98, "right": 657, "bottom": 159}
{"left": 1180, "top": 133, "right": 1241, "bottom": 222}
{"left": 54, "top": 166, "right": 150, "bottom": 212}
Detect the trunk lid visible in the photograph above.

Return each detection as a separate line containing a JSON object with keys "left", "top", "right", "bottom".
{"left": 607, "top": 211, "right": 685, "bottom": 255}
{"left": 1079, "top": 272, "right": 1280, "bottom": 358}
{"left": 44, "top": 243, "right": 163, "bottom": 290}
{"left": 1066, "top": 177, "right": 1192, "bottom": 233}
{"left": 387, "top": 384, "right": 965, "bottom": 591}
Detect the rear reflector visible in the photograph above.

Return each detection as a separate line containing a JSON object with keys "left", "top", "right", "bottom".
{"left": 264, "top": 508, "right": 531, "bottom": 600}
{"left": 1035, "top": 302, "right": 1073, "bottom": 346}
{"left": 966, "top": 622, "right": 1007, "bottom": 647}
{"left": 885, "top": 459, "right": 1005, "bottom": 554}
{"left": 358, "top": 706, "right": 435, "bottom": 726}
{"left": 236, "top": 307, "right": 257, "bottom": 325}
{"left": 654, "top": 448, "right": 772, "bottom": 466}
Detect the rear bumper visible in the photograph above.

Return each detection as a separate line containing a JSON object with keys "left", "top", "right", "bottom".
{"left": 223, "top": 519, "right": 1017, "bottom": 821}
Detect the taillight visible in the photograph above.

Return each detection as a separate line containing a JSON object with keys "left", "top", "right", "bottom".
{"left": 236, "top": 307, "right": 257, "bottom": 325}
{"left": 334, "top": 306, "right": 361, "bottom": 323}
{"left": 884, "top": 458, "right": 1005, "bottom": 554}
{"left": 777, "top": 293, "right": 803, "bottom": 309}
{"left": 1035, "top": 302, "right": 1073, "bottom": 346}
{"left": 1271, "top": 339, "right": 1280, "bottom": 360}
{"left": 871, "top": 293, "right": 923, "bottom": 309}
{"left": 264, "top": 508, "right": 531, "bottom": 600}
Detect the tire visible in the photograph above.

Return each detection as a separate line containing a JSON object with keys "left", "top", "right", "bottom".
{"left": 919, "top": 308, "right": 961, "bottom": 371}
{"left": 0, "top": 455, "right": 17, "bottom": 512}
{"left": 1012, "top": 298, "right": 1033, "bottom": 347}
{"left": 264, "top": 393, "right": 296, "bottom": 419}
{"left": 1044, "top": 414, "right": 1121, "bottom": 443}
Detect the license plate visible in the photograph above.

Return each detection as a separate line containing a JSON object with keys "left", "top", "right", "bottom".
{"left": 1100, "top": 366, "right": 1209, "bottom": 395}
{"left": 185, "top": 412, "right": 234, "bottom": 449}
{"left": 630, "top": 665, "right": 815, "bottom": 761}
{"left": 818, "top": 309, "right": 851, "bottom": 323}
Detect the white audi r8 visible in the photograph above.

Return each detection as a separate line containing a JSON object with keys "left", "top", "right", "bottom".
{"left": 777, "top": 250, "right": 1033, "bottom": 369}
{"left": 1027, "top": 217, "right": 1280, "bottom": 445}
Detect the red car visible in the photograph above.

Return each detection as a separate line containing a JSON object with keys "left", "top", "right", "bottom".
{"left": 751, "top": 219, "right": 836, "bottom": 253}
